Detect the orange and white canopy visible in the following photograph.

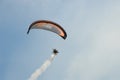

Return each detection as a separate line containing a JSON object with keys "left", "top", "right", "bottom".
{"left": 27, "top": 20, "right": 67, "bottom": 39}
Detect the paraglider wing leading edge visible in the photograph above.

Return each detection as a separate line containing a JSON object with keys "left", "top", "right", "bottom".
{"left": 27, "top": 20, "right": 67, "bottom": 39}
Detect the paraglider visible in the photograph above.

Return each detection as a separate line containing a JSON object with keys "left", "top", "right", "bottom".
{"left": 27, "top": 20, "right": 67, "bottom": 80}
{"left": 53, "top": 49, "right": 59, "bottom": 55}
{"left": 27, "top": 20, "right": 67, "bottom": 39}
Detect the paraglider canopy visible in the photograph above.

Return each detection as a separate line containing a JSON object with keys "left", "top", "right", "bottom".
{"left": 27, "top": 20, "right": 67, "bottom": 39}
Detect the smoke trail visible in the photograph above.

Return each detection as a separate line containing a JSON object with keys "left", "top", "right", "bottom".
{"left": 28, "top": 53, "right": 56, "bottom": 80}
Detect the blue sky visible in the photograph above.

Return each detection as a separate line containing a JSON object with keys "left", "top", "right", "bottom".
{"left": 0, "top": 0, "right": 120, "bottom": 80}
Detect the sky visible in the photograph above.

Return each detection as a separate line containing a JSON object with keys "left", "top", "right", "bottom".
{"left": 0, "top": 0, "right": 120, "bottom": 80}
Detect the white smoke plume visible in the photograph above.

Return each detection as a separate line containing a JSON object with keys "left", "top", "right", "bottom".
{"left": 28, "top": 53, "right": 56, "bottom": 80}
